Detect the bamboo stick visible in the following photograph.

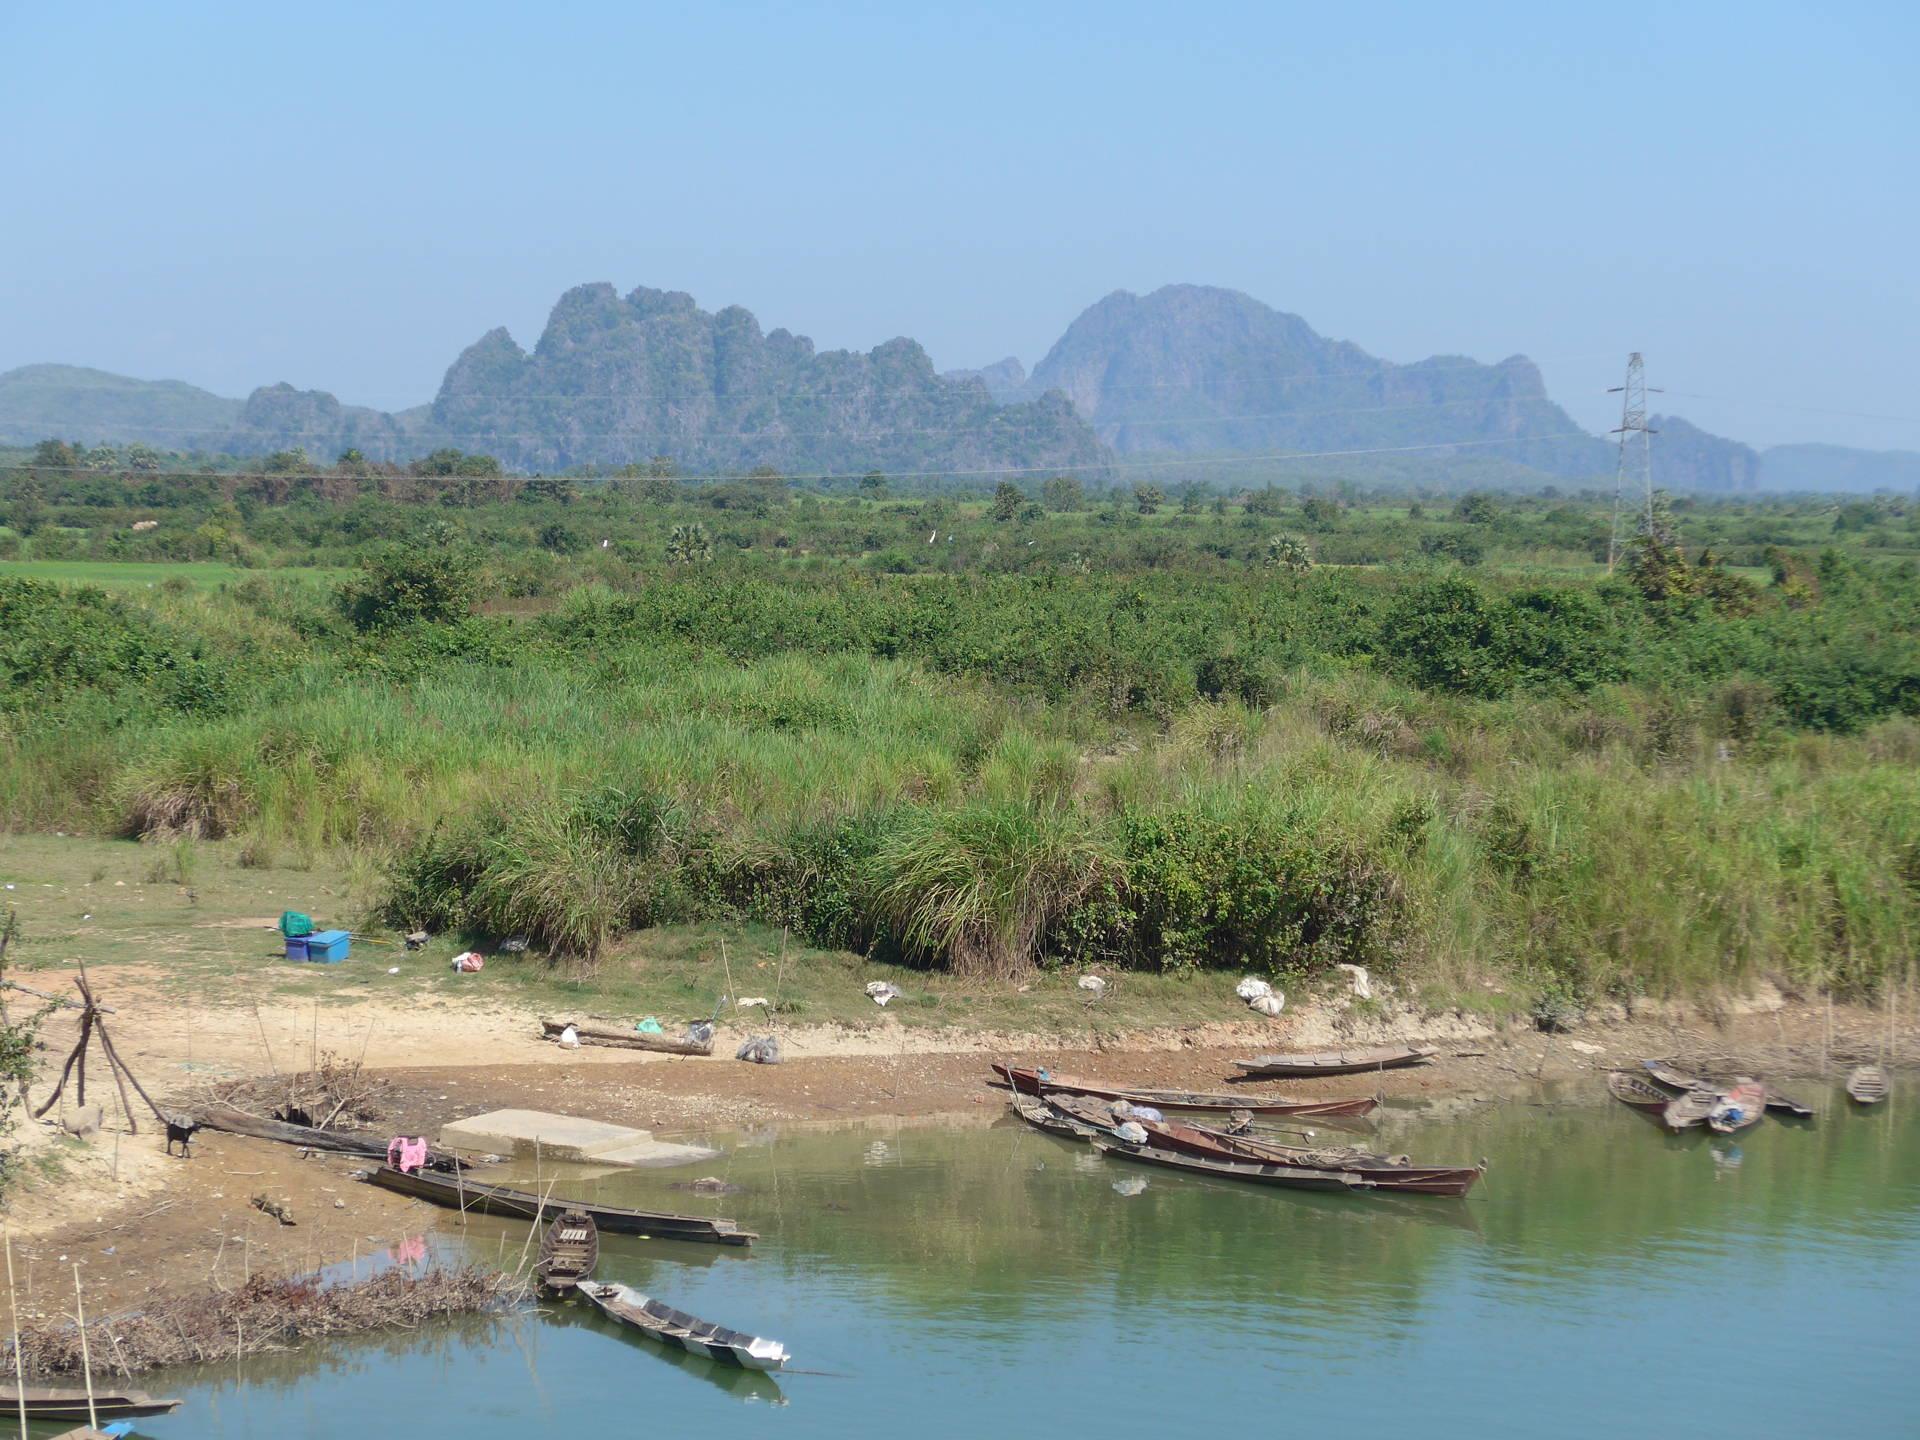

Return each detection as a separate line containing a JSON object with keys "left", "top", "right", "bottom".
{"left": 6, "top": 1231, "right": 27, "bottom": 1440}
{"left": 71, "top": 1266, "right": 96, "bottom": 1433}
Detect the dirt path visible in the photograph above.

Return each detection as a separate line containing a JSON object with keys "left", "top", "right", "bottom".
{"left": 2, "top": 965, "right": 1912, "bottom": 1321}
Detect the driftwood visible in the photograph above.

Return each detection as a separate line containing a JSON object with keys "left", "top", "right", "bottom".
{"left": 540, "top": 1019, "right": 713, "bottom": 1057}
{"left": 197, "top": 1103, "right": 457, "bottom": 1171}
{"left": 28, "top": 965, "right": 164, "bottom": 1133}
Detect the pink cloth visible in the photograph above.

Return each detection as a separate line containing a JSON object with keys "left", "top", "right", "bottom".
{"left": 387, "top": 1136, "right": 428, "bottom": 1173}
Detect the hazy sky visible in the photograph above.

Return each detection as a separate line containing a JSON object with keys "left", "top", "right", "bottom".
{"left": 3, "top": 2, "right": 1915, "bottom": 450}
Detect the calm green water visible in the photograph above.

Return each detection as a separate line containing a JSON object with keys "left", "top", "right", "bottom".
{"left": 113, "top": 1083, "right": 1919, "bottom": 1438}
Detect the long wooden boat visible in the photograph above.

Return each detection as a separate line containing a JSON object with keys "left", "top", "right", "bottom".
{"left": 542, "top": 1018, "right": 712, "bottom": 1057}
{"left": 1661, "top": 1088, "right": 1718, "bottom": 1133}
{"left": 536, "top": 1209, "right": 599, "bottom": 1292}
{"left": 1846, "top": 1064, "right": 1889, "bottom": 1105}
{"left": 1231, "top": 1045, "right": 1437, "bottom": 1079}
{"left": 1640, "top": 1059, "right": 1813, "bottom": 1118}
{"left": 1707, "top": 1081, "right": 1767, "bottom": 1135}
{"left": 1043, "top": 1094, "right": 1480, "bottom": 1196}
{"left": 1090, "top": 1136, "right": 1373, "bottom": 1191}
{"left": 200, "top": 1102, "right": 459, "bottom": 1171}
{"left": 366, "top": 1165, "right": 756, "bottom": 1246}
{"left": 1162, "top": 1119, "right": 1485, "bottom": 1196}
{"left": 580, "top": 1280, "right": 789, "bottom": 1370}
{"left": 992, "top": 1064, "right": 1377, "bottom": 1117}
{"left": 0, "top": 1386, "right": 181, "bottom": 1420}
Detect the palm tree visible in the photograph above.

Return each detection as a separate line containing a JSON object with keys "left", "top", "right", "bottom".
{"left": 666, "top": 522, "right": 713, "bottom": 564}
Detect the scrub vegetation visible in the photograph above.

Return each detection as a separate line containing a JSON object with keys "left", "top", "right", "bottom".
{"left": 3, "top": 444, "right": 1918, "bottom": 1011}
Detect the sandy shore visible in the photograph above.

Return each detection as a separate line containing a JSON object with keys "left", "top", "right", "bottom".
{"left": 2, "top": 968, "right": 1911, "bottom": 1321}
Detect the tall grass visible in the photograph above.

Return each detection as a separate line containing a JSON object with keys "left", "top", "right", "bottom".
{"left": 6, "top": 629, "right": 1916, "bottom": 999}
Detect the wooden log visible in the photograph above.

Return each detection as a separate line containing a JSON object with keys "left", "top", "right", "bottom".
{"left": 539, "top": 1019, "right": 712, "bottom": 1057}
{"left": 196, "top": 1103, "right": 457, "bottom": 1170}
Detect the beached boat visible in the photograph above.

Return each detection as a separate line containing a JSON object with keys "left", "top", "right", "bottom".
{"left": 991, "top": 1064, "right": 1377, "bottom": 1117}
{"left": 1640, "top": 1059, "right": 1813, "bottom": 1118}
{"left": 541, "top": 1018, "right": 713, "bottom": 1057}
{"left": 580, "top": 1280, "right": 789, "bottom": 1370}
{"left": 0, "top": 1386, "right": 180, "bottom": 1421}
{"left": 1230, "top": 1045, "right": 1438, "bottom": 1079}
{"left": 536, "top": 1209, "right": 599, "bottom": 1292}
{"left": 1846, "top": 1064, "right": 1889, "bottom": 1105}
{"left": 366, "top": 1165, "right": 756, "bottom": 1246}
{"left": 1090, "top": 1136, "right": 1373, "bottom": 1191}
{"left": 1707, "top": 1081, "right": 1767, "bottom": 1135}
{"left": 1661, "top": 1088, "right": 1718, "bottom": 1133}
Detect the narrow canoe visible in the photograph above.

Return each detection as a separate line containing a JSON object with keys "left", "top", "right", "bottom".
{"left": 580, "top": 1280, "right": 789, "bottom": 1370}
{"left": 1010, "top": 1094, "right": 1095, "bottom": 1139}
{"left": 536, "top": 1209, "right": 599, "bottom": 1292}
{"left": 1846, "top": 1064, "right": 1889, "bottom": 1105}
{"left": 1707, "top": 1081, "right": 1768, "bottom": 1135}
{"left": 992, "top": 1064, "right": 1377, "bottom": 1117}
{"left": 1090, "top": 1137, "right": 1372, "bottom": 1192}
{"left": 0, "top": 1387, "right": 180, "bottom": 1420}
{"left": 1142, "top": 1118, "right": 1483, "bottom": 1196}
{"left": 365, "top": 1166, "right": 756, "bottom": 1246}
{"left": 1042, "top": 1094, "right": 1481, "bottom": 1196}
{"left": 541, "top": 1019, "right": 713, "bottom": 1057}
{"left": 1231, "top": 1045, "right": 1438, "bottom": 1079}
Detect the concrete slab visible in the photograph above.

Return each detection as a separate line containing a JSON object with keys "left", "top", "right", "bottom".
{"left": 439, "top": 1108, "right": 719, "bottom": 1168}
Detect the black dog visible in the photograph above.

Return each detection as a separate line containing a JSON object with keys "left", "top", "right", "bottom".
{"left": 165, "top": 1115, "right": 202, "bottom": 1158}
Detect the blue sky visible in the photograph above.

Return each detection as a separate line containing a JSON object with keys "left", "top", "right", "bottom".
{"left": 2, "top": 1, "right": 1915, "bottom": 449}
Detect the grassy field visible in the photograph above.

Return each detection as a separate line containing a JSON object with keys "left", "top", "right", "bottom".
{"left": 0, "top": 559, "right": 346, "bottom": 590}
{"left": 0, "top": 834, "right": 1238, "bottom": 1038}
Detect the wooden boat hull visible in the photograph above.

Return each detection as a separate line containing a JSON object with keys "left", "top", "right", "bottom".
{"left": 1231, "top": 1046, "right": 1437, "bottom": 1078}
{"left": 1643, "top": 1059, "right": 1813, "bottom": 1117}
{"left": 1660, "top": 1088, "right": 1718, "bottom": 1133}
{"left": 542, "top": 1019, "right": 712, "bottom": 1057}
{"left": 1091, "top": 1137, "right": 1370, "bottom": 1191}
{"left": 537, "top": 1209, "right": 599, "bottom": 1292}
{"left": 1707, "top": 1083, "right": 1767, "bottom": 1135}
{"left": 1608, "top": 1070, "right": 1676, "bottom": 1118}
{"left": 992, "top": 1064, "right": 1377, "bottom": 1117}
{"left": 366, "top": 1166, "right": 755, "bottom": 1246}
{"left": 1846, "top": 1065, "right": 1889, "bottom": 1105}
{"left": 0, "top": 1387, "right": 181, "bottom": 1420}
{"left": 580, "top": 1281, "right": 788, "bottom": 1370}
{"left": 1011, "top": 1095, "right": 1094, "bottom": 1138}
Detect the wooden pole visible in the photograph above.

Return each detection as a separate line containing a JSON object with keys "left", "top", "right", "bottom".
{"left": 71, "top": 1265, "right": 96, "bottom": 1433}
{"left": 93, "top": 1021, "right": 166, "bottom": 1126}
{"left": 6, "top": 1231, "right": 28, "bottom": 1440}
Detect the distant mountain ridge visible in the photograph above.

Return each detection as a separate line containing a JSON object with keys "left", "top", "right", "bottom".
{"left": 1019, "top": 284, "right": 1613, "bottom": 479}
{"left": 3, "top": 282, "right": 1915, "bottom": 492}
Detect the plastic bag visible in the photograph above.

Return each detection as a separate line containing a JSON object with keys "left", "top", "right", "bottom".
{"left": 636, "top": 1017, "right": 664, "bottom": 1034}
{"left": 1250, "top": 993, "right": 1285, "bottom": 1017}
{"left": 1114, "top": 1121, "right": 1148, "bottom": 1145}
{"left": 865, "top": 981, "right": 902, "bottom": 1006}
{"left": 1128, "top": 1105, "right": 1164, "bottom": 1123}
{"left": 558, "top": 1025, "right": 580, "bottom": 1049}
{"left": 1076, "top": 974, "right": 1107, "bottom": 994}
{"left": 279, "top": 910, "right": 314, "bottom": 939}
{"left": 736, "top": 1035, "right": 782, "bottom": 1065}
{"left": 450, "top": 951, "right": 484, "bottom": 973}
{"left": 685, "top": 1020, "right": 715, "bottom": 1046}
{"left": 1235, "top": 976, "right": 1271, "bottom": 1001}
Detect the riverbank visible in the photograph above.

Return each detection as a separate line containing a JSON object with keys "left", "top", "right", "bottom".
{"left": 2, "top": 963, "right": 1910, "bottom": 1324}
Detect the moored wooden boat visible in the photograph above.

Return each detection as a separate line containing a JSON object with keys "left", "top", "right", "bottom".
{"left": 365, "top": 1165, "right": 756, "bottom": 1246}
{"left": 1706, "top": 1080, "right": 1767, "bottom": 1135}
{"left": 0, "top": 1386, "right": 181, "bottom": 1420}
{"left": 1846, "top": 1064, "right": 1889, "bottom": 1105}
{"left": 1230, "top": 1045, "right": 1438, "bottom": 1079}
{"left": 580, "top": 1280, "right": 789, "bottom": 1370}
{"left": 1661, "top": 1087, "right": 1718, "bottom": 1133}
{"left": 1090, "top": 1136, "right": 1372, "bottom": 1191}
{"left": 1608, "top": 1069, "right": 1674, "bottom": 1116}
{"left": 536, "top": 1208, "right": 599, "bottom": 1292}
{"left": 541, "top": 1018, "right": 712, "bottom": 1057}
{"left": 991, "top": 1064, "right": 1376, "bottom": 1117}
{"left": 1010, "top": 1094, "right": 1095, "bottom": 1138}
{"left": 1043, "top": 1093, "right": 1481, "bottom": 1196}
{"left": 1641, "top": 1059, "right": 1813, "bottom": 1117}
